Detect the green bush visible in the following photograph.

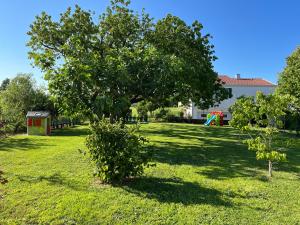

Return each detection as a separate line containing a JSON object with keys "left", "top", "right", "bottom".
{"left": 85, "top": 119, "right": 152, "bottom": 183}
{"left": 152, "top": 107, "right": 184, "bottom": 121}
{"left": 129, "top": 107, "right": 139, "bottom": 117}
{"left": 152, "top": 108, "right": 169, "bottom": 121}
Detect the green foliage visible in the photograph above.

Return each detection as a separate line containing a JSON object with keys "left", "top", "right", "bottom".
{"left": 130, "top": 107, "right": 138, "bottom": 117}
{"left": 0, "top": 74, "right": 54, "bottom": 133}
{"left": 244, "top": 128, "right": 286, "bottom": 162}
{"left": 0, "top": 74, "right": 36, "bottom": 132}
{"left": 278, "top": 47, "right": 300, "bottom": 109}
{"left": 278, "top": 47, "right": 300, "bottom": 133}
{"left": 27, "top": 1, "right": 230, "bottom": 121}
{"left": 283, "top": 111, "right": 300, "bottom": 130}
{"left": 153, "top": 108, "right": 169, "bottom": 121}
{"left": 85, "top": 119, "right": 152, "bottom": 183}
{"left": 230, "top": 92, "right": 291, "bottom": 176}
{"left": 136, "top": 101, "right": 156, "bottom": 117}
{"left": 0, "top": 78, "right": 10, "bottom": 91}
{"left": 151, "top": 107, "right": 184, "bottom": 122}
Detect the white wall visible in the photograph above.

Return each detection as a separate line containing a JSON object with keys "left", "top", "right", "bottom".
{"left": 192, "top": 85, "right": 276, "bottom": 120}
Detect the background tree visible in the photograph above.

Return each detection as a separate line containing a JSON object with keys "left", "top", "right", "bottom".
{"left": 277, "top": 47, "right": 300, "bottom": 135}
{"left": 27, "top": 0, "right": 231, "bottom": 122}
{"left": 229, "top": 92, "right": 291, "bottom": 177}
{"left": 0, "top": 74, "right": 54, "bottom": 133}
{"left": 0, "top": 78, "right": 10, "bottom": 122}
{"left": 0, "top": 78, "right": 10, "bottom": 91}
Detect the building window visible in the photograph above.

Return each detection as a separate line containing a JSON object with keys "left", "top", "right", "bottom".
{"left": 227, "top": 88, "right": 232, "bottom": 96}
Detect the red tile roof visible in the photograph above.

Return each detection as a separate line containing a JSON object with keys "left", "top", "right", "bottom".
{"left": 219, "top": 75, "right": 275, "bottom": 86}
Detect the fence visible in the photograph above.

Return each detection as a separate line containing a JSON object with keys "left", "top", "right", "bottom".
{"left": 50, "top": 119, "right": 80, "bottom": 130}
{"left": 125, "top": 116, "right": 148, "bottom": 123}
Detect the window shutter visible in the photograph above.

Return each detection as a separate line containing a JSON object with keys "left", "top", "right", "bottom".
{"left": 28, "top": 118, "right": 33, "bottom": 126}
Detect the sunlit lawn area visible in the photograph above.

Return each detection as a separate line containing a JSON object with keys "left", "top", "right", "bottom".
{"left": 0, "top": 123, "right": 299, "bottom": 224}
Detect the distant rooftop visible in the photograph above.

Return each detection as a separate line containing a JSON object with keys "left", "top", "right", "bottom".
{"left": 26, "top": 111, "right": 50, "bottom": 118}
{"left": 219, "top": 74, "right": 276, "bottom": 86}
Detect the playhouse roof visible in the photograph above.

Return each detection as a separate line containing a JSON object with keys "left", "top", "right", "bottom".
{"left": 219, "top": 75, "right": 275, "bottom": 86}
{"left": 26, "top": 111, "right": 50, "bottom": 118}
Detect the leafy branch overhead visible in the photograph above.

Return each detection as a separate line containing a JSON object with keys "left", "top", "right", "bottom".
{"left": 27, "top": 0, "right": 231, "bottom": 121}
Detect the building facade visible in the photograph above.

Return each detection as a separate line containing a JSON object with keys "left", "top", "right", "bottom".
{"left": 186, "top": 74, "right": 276, "bottom": 121}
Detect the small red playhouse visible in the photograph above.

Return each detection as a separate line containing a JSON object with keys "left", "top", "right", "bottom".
{"left": 26, "top": 111, "right": 51, "bottom": 135}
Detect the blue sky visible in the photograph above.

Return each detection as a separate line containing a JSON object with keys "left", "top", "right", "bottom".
{"left": 1, "top": 0, "right": 300, "bottom": 85}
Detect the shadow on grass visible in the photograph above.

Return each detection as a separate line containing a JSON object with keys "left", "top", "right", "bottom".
{"left": 16, "top": 173, "right": 86, "bottom": 191}
{"left": 122, "top": 176, "right": 232, "bottom": 206}
{"left": 0, "top": 138, "right": 54, "bottom": 152}
{"left": 51, "top": 126, "right": 89, "bottom": 137}
{"left": 17, "top": 172, "right": 233, "bottom": 206}
{"left": 0, "top": 126, "right": 88, "bottom": 152}
{"left": 143, "top": 124, "right": 300, "bottom": 179}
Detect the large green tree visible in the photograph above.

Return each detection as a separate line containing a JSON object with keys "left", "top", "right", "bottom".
{"left": 278, "top": 47, "right": 300, "bottom": 134}
{"left": 27, "top": 0, "right": 230, "bottom": 122}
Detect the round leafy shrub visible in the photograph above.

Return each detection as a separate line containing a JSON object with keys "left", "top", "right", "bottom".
{"left": 85, "top": 119, "right": 152, "bottom": 183}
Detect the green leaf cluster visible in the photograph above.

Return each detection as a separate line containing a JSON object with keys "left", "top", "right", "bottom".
{"left": 278, "top": 47, "right": 300, "bottom": 110}
{"left": 277, "top": 47, "right": 300, "bottom": 134}
{"left": 85, "top": 119, "right": 152, "bottom": 183}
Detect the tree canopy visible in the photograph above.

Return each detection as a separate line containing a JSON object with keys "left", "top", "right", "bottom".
{"left": 278, "top": 47, "right": 300, "bottom": 111}
{"left": 27, "top": 0, "right": 230, "bottom": 121}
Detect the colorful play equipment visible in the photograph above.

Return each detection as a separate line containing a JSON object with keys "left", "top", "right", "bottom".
{"left": 204, "top": 111, "right": 224, "bottom": 126}
{"left": 26, "top": 111, "right": 51, "bottom": 135}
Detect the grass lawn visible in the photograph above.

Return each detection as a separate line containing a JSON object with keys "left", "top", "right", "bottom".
{"left": 0, "top": 123, "right": 300, "bottom": 224}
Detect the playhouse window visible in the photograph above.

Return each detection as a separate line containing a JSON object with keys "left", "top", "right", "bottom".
{"left": 201, "top": 114, "right": 207, "bottom": 117}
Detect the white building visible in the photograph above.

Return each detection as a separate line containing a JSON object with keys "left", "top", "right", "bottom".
{"left": 185, "top": 74, "right": 276, "bottom": 121}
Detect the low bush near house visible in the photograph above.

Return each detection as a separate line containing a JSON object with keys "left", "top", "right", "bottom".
{"left": 85, "top": 119, "right": 152, "bottom": 183}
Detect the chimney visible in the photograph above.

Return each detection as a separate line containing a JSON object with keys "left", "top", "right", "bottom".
{"left": 236, "top": 74, "right": 241, "bottom": 79}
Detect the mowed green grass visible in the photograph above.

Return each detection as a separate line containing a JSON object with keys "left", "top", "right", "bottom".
{"left": 0, "top": 123, "right": 300, "bottom": 225}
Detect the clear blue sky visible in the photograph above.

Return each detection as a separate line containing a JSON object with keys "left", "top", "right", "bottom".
{"left": 1, "top": 0, "right": 300, "bottom": 85}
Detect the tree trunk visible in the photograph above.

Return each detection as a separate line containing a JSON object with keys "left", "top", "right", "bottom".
{"left": 109, "top": 114, "right": 114, "bottom": 124}
{"left": 268, "top": 160, "right": 272, "bottom": 177}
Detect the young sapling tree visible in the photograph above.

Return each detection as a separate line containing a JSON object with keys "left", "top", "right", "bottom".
{"left": 230, "top": 92, "right": 292, "bottom": 177}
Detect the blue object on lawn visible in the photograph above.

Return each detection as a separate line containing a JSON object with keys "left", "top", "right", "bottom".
{"left": 204, "top": 115, "right": 216, "bottom": 126}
